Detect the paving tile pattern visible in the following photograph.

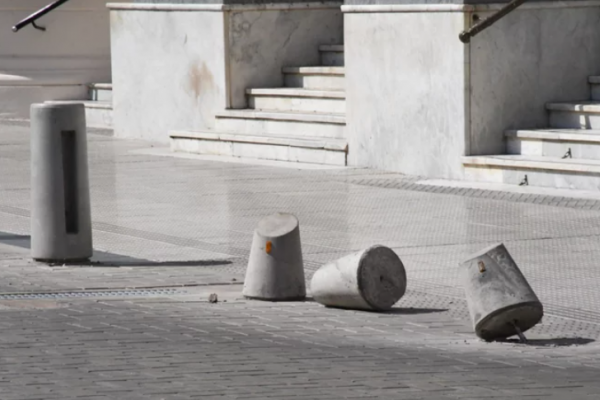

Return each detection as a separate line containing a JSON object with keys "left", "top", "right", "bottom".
{"left": 1, "top": 120, "right": 600, "bottom": 398}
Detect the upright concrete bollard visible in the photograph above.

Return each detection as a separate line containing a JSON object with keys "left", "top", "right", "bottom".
{"left": 311, "top": 245, "right": 407, "bottom": 311}
{"left": 460, "top": 243, "right": 543, "bottom": 341}
{"left": 30, "top": 103, "right": 92, "bottom": 262}
{"left": 243, "top": 212, "right": 306, "bottom": 301}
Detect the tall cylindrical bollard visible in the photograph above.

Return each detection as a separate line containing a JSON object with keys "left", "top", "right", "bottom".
{"left": 31, "top": 103, "right": 92, "bottom": 262}
{"left": 311, "top": 245, "right": 407, "bottom": 311}
{"left": 460, "top": 243, "right": 543, "bottom": 341}
{"left": 243, "top": 213, "right": 306, "bottom": 301}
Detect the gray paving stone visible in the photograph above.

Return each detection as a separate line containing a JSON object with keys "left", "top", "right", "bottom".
{"left": 2, "top": 120, "right": 600, "bottom": 398}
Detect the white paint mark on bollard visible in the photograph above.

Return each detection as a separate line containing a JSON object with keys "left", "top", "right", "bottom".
{"left": 243, "top": 213, "right": 306, "bottom": 301}
{"left": 311, "top": 245, "right": 407, "bottom": 311}
{"left": 460, "top": 243, "right": 543, "bottom": 341}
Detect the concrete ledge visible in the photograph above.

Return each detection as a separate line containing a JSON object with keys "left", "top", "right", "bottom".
{"left": 506, "top": 129, "right": 600, "bottom": 143}
{"left": 342, "top": 0, "right": 600, "bottom": 13}
{"left": 463, "top": 155, "right": 600, "bottom": 174}
{"left": 282, "top": 67, "right": 345, "bottom": 75}
{"left": 216, "top": 110, "right": 346, "bottom": 124}
{"left": 107, "top": 2, "right": 342, "bottom": 11}
{"left": 170, "top": 130, "right": 348, "bottom": 150}
{"left": 546, "top": 101, "right": 600, "bottom": 113}
{"left": 246, "top": 88, "right": 345, "bottom": 98}
{"left": 342, "top": 4, "right": 471, "bottom": 12}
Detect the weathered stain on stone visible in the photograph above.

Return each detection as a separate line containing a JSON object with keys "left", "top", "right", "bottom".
{"left": 187, "top": 62, "right": 214, "bottom": 101}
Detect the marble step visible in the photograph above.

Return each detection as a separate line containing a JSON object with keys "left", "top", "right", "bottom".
{"left": 169, "top": 130, "right": 347, "bottom": 166}
{"left": 589, "top": 76, "right": 600, "bottom": 101}
{"left": 319, "top": 44, "right": 344, "bottom": 67}
{"left": 283, "top": 66, "right": 345, "bottom": 91}
{"left": 215, "top": 109, "right": 345, "bottom": 138}
{"left": 89, "top": 83, "right": 112, "bottom": 102}
{"left": 506, "top": 129, "right": 600, "bottom": 159}
{"left": 246, "top": 88, "right": 345, "bottom": 113}
{"left": 547, "top": 101, "right": 600, "bottom": 129}
{"left": 463, "top": 155, "right": 600, "bottom": 191}
{"left": 44, "top": 100, "right": 113, "bottom": 129}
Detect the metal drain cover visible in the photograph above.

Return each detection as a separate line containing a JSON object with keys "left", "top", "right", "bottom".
{"left": 0, "top": 288, "right": 182, "bottom": 300}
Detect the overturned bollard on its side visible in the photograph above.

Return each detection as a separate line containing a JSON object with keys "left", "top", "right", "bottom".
{"left": 30, "top": 103, "right": 93, "bottom": 262}
{"left": 460, "top": 243, "right": 543, "bottom": 342}
{"left": 243, "top": 212, "right": 306, "bottom": 301}
{"left": 311, "top": 245, "right": 407, "bottom": 311}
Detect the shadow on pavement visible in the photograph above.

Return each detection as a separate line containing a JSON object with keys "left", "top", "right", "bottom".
{"left": 383, "top": 307, "right": 448, "bottom": 315}
{"left": 0, "top": 231, "right": 232, "bottom": 268}
{"left": 497, "top": 337, "right": 595, "bottom": 347}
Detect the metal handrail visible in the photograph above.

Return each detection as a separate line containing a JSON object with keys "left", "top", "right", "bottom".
{"left": 459, "top": 0, "right": 527, "bottom": 43}
{"left": 12, "top": 0, "right": 71, "bottom": 32}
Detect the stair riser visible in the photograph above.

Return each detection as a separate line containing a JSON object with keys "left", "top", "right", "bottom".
{"left": 171, "top": 137, "right": 346, "bottom": 166}
{"left": 284, "top": 74, "right": 345, "bottom": 91}
{"left": 90, "top": 88, "right": 112, "bottom": 102}
{"left": 320, "top": 51, "right": 344, "bottom": 67}
{"left": 549, "top": 110, "right": 600, "bottom": 129}
{"left": 85, "top": 107, "right": 113, "bottom": 129}
{"left": 464, "top": 165, "right": 600, "bottom": 191}
{"left": 248, "top": 95, "right": 345, "bottom": 113}
{"left": 507, "top": 138, "right": 600, "bottom": 160}
{"left": 216, "top": 117, "right": 344, "bottom": 138}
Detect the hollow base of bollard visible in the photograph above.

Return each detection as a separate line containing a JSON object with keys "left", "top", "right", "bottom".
{"left": 244, "top": 294, "right": 306, "bottom": 302}
{"left": 476, "top": 301, "right": 544, "bottom": 341}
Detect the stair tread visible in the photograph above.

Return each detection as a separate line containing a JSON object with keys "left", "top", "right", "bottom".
{"left": 463, "top": 155, "right": 600, "bottom": 173}
{"left": 45, "top": 100, "right": 112, "bottom": 109}
{"left": 319, "top": 44, "right": 344, "bottom": 52}
{"left": 89, "top": 83, "right": 112, "bottom": 90}
{"left": 506, "top": 129, "right": 600, "bottom": 142}
{"left": 170, "top": 129, "right": 347, "bottom": 151}
{"left": 246, "top": 88, "right": 345, "bottom": 98}
{"left": 546, "top": 101, "right": 600, "bottom": 112}
{"left": 282, "top": 66, "right": 345, "bottom": 75}
{"left": 216, "top": 109, "right": 345, "bottom": 124}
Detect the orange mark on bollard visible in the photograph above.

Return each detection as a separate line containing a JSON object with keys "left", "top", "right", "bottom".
{"left": 478, "top": 261, "right": 486, "bottom": 273}
{"left": 265, "top": 241, "right": 273, "bottom": 254}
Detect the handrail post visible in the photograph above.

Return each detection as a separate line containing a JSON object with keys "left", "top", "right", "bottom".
{"left": 459, "top": 0, "right": 528, "bottom": 43}
{"left": 12, "top": 0, "right": 71, "bottom": 33}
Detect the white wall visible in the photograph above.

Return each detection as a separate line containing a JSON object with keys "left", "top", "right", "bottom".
{"left": 110, "top": 8, "right": 228, "bottom": 142}
{"left": 109, "top": 3, "right": 342, "bottom": 143}
{"left": 343, "top": 2, "right": 600, "bottom": 179}
{"left": 227, "top": 6, "right": 342, "bottom": 108}
{"left": 344, "top": 7, "right": 469, "bottom": 179}
{"left": 469, "top": 5, "right": 600, "bottom": 155}
{"left": 0, "top": 0, "right": 123, "bottom": 118}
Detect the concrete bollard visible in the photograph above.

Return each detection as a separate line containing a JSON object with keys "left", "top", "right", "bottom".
{"left": 460, "top": 243, "right": 543, "bottom": 341}
{"left": 311, "top": 245, "right": 407, "bottom": 311}
{"left": 243, "top": 212, "right": 306, "bottom": 301}
{"left": 30, "top": 103, "right": 92, "bottom": 262}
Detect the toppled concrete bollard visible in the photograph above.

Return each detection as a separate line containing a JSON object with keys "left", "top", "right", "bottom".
{"left": 311, "top": 245, "right": 407, "bottom": 311}
{"left": 30, "top": 103, "right": 92, "bottom": 262}
{"left": 460, "top": 243, "right": 543, "bottom": 341}
{"left": 243, "top": 213, "right": 306, "bottom": 301}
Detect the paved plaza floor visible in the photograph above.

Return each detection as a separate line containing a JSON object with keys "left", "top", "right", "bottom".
{"left": 1, "top": 120, "right": 600, "bottom": 399}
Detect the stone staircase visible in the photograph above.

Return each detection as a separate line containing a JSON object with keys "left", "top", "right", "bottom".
{"left": 170, "top": 44, "right": 347, "bottom": 166}
{"left": 463, "top": 76, "right": 600, "bottom": 191}
{"left": 45, "top": 83, "right": 113, "bottom": 129}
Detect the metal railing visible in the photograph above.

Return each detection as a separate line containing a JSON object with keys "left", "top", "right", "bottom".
{"left": 459, "top": 0, "right": 528, "bottom": 43}
{"left": 12, "top": 0, "right": 71, "bottom": 32}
